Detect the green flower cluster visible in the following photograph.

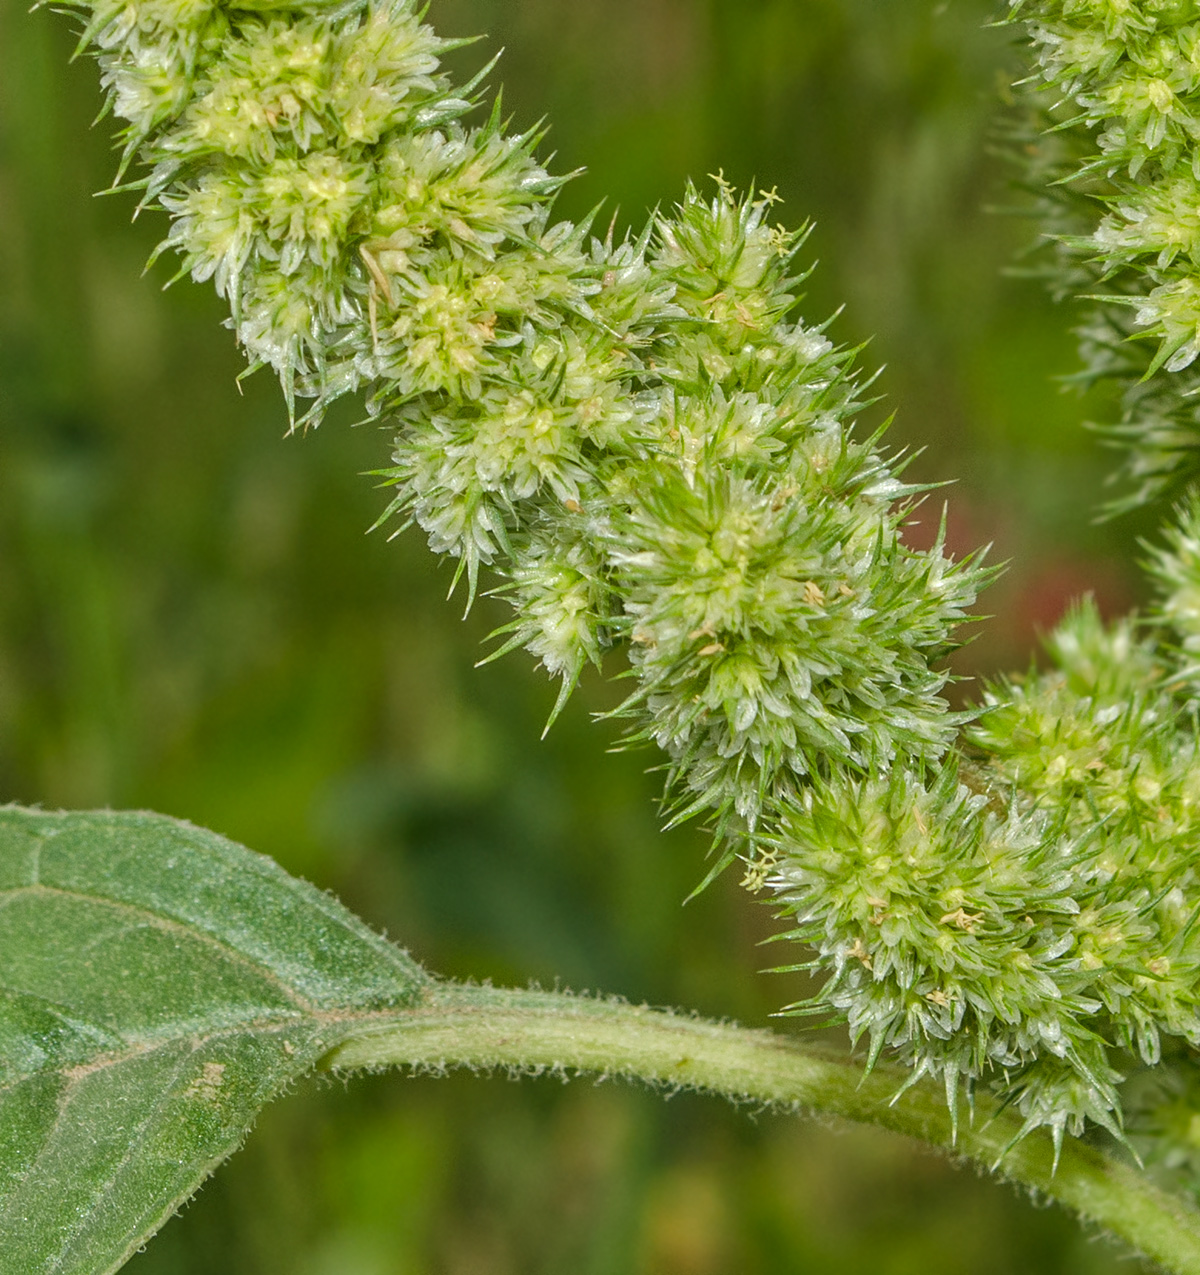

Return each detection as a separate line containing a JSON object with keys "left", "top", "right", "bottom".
{"left": 62, "top": 0, "right": 1200, "bottom": 1149}
{"left": 61, "top": 0, "right": 983, "bottom": 846}
{"left": 962, "top": 0, "right": 1200, "bottom": 1151}
{"left": 773, "top": 592, "right": 1200, "bottom": 1151}
{"left": 1011, "top": 0, "right": 1200, "bottom": 507}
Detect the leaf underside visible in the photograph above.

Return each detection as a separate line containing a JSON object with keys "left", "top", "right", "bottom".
{"left": 0, "top": 806, "right": 427, "bottom": 1275}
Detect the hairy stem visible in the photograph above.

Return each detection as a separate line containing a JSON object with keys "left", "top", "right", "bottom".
{"left": 324, "top": 982, "right": 1200, "bottom": 1275}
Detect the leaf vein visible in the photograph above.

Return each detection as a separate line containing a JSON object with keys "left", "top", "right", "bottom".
{"left": 0, "top": 884, "right": 317, "bottom": 1013}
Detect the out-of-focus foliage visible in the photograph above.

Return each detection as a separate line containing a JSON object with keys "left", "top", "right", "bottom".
{"left": 0, "top": 0, "right": 1159, "bottom": 1270}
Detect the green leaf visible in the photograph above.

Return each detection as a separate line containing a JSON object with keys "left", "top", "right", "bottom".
{"left": 0, "top": 806, "right": 427, "bottom": 1275}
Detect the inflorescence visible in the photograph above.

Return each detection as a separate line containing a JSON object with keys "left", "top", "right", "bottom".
{"left": 1010, "top": 0, "right": 1200, "bottom": 510}
{"left": 51, "top": 0, "right": 1200, "bottom": 1167}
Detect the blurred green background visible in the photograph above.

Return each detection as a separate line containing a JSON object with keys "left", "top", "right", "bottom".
{"left": 0, "top": 0, "right": 1159, "bottom": 1271}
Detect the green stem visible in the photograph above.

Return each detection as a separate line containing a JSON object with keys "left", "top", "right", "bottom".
{"left": 323, "top": 982, "right": 1200, "bottom": 1275}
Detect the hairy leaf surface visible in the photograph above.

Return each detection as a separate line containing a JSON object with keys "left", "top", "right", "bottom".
{"left": 0, "top": 806, "right": 427, "bottom": 1275}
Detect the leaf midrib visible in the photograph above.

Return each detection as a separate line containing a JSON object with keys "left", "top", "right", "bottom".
{"left": 0, "top": 997, "right": 418, "bottom": 1095}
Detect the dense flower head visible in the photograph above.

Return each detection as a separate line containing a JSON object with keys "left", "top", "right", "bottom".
{"left": 1011, "top": 0, "right": 1200, "bottom": 507}
{"left": 63, "top": 0, "right": 1200, "bottom": 1154}
{"left": 1002, "top": 2, "right": 1200, "bottom": 1150}
{"left": 770, "top": 597, "right": 1200, "bottom": 1149}
{"left": 55, "top": 0, "right": 986, "bottom": 829}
